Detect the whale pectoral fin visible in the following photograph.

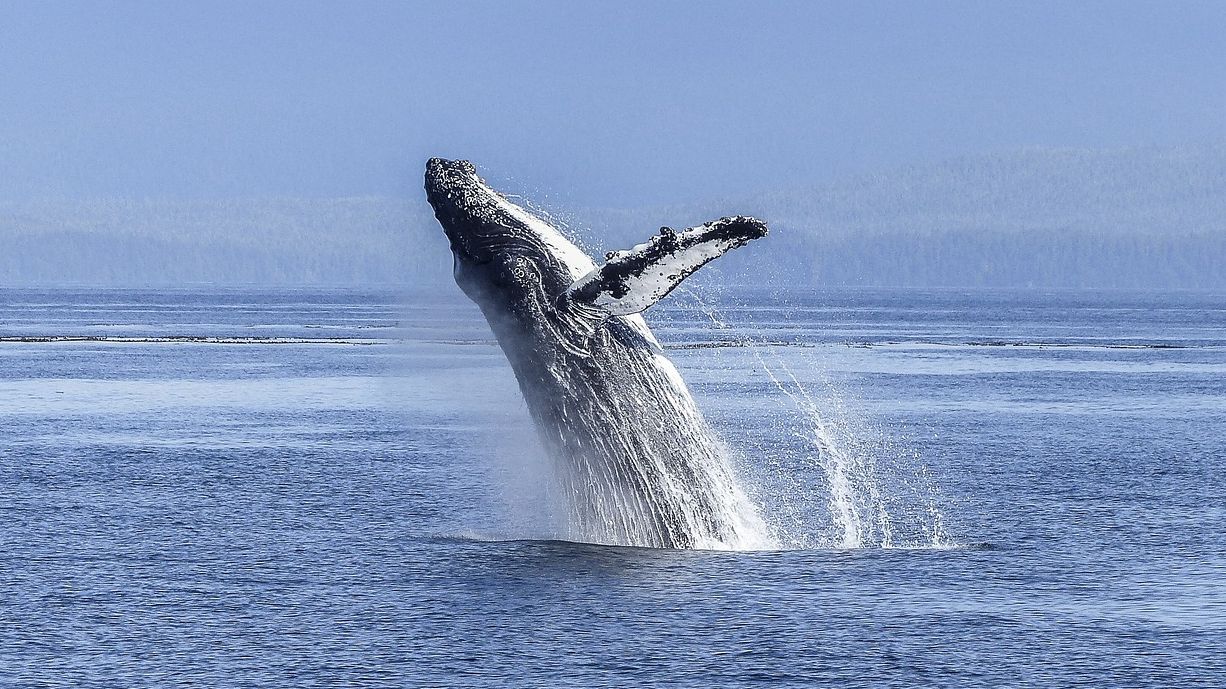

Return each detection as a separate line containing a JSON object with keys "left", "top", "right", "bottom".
{"left": 566, "top": 216, "right": 768, "bottom": 316}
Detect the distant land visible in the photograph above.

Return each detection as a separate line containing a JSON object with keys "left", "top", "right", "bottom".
{"left": 3, "top": 145, "right": 1224, "bottom": 289}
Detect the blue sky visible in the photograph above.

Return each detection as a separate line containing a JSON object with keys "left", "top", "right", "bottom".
{"left": 2, "top": 1, "right": 1224, "bottom": 205}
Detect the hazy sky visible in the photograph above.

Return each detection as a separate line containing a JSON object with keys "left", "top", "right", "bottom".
{"left": 2, "top": 1, "right": 1224, "bottom": 205}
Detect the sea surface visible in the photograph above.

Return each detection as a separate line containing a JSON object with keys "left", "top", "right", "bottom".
{"left": 1, "top": 287, "right": 1224, "bottom": 688}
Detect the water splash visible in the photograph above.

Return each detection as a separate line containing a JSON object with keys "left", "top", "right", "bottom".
{"left": 460, "top": 202, "right": 950, "bottom": 551}
{"left": 536, "top": 339, "right": 778, "bottom": 551}
{"left": 676, "top": 287, "right": 954, "bottom": 550}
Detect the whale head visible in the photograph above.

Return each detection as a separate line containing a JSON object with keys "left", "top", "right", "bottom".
{"left": 424, "top": 157, "right": 609, "bottom": 362}
{"left": 424, "top": 158, "right": 596, "bottom": 309}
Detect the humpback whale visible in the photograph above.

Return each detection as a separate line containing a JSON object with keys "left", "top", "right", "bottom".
{"left": 425, "top": 158, "right": 771, "bottom": 549}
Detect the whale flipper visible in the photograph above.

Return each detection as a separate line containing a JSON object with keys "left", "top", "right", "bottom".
{"left": 568, "top": 216, "right": 767, "bottom": 316}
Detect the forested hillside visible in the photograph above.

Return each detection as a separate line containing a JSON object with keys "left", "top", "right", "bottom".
{"left": 3, "top": 146, "right": 1224, "bottom": 289}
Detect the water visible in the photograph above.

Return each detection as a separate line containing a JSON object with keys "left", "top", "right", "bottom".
{"left": 2, "top": 287, "right": 1224, "bottom": 687}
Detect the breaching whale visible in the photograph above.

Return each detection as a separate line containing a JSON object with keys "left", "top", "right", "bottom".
{"left": 425, "top": 158, "right": 772, "bottom": 549}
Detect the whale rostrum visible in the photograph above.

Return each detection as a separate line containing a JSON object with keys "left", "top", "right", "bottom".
{"left": 424, "top": 157, "right": 773, "bottom": 549}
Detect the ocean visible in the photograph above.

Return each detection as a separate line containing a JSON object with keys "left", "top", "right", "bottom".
{"left": 1, "top": 286, "right": 1223, "bottom": 687}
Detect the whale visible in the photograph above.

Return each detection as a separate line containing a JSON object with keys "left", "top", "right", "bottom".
{"left": 425, "top": 158, "right": 772, "bottom": 549}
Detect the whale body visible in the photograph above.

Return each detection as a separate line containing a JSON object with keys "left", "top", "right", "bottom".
{"left": 424, "top": 158, "right": 771, "bottom": 549}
